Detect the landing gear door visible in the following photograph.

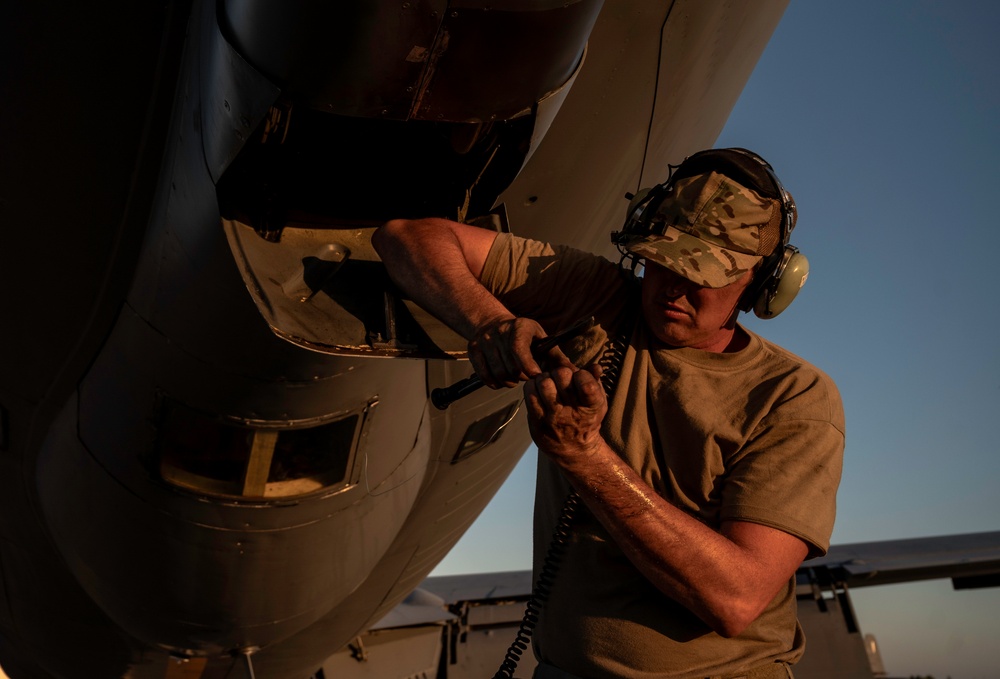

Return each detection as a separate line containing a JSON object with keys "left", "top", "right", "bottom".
{"left": 224, "top": 218, "right": 475, "bottom": 358}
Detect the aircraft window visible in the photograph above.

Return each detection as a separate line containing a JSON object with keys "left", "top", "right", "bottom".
{"left": 157, "top": 399, "right": 361, "bottom": 499}
{"left": 452, "top": 402, "right": 520, "bottom": 464}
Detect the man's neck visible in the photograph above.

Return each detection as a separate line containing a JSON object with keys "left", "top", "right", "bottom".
{"left": 722, "top": 325, "right": 751, "bottom": 353}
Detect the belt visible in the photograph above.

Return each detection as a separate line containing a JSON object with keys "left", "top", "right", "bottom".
{"left": 534, "top": 661, "right": 793, "bottom": 679}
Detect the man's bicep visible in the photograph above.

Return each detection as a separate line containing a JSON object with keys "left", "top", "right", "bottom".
{"left": 445, "top": 219, "right": 500, "bottom": 280}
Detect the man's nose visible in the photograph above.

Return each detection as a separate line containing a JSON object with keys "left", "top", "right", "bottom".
{"left": 664, "top": 279, "right": 687, "bottom": 296}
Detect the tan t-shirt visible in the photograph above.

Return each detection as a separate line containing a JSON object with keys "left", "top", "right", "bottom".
{"left": 481, "top": 234, "right": 845, "bottom": 679}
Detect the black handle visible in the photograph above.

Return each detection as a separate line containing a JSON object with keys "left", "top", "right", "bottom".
{"left": 431, "top": 374, "right": 484, "bottom": 410}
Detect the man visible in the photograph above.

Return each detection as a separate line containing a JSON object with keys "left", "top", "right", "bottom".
{"left": 372, "top": 148, "right": 844, "bottom": 679}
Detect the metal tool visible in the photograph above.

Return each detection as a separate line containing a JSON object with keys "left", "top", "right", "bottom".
{"left": 431, "top": 316, "right": 596, "bottom": 410}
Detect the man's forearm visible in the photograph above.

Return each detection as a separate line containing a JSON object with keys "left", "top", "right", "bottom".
{"left": 375, "top": 218, "right": 556, "bottom": 387}
{"left": 550, "top": 438, "right": 807, "bottom": 638}
{"left": 373, "top": 218, "right": 512, "bottom": 339}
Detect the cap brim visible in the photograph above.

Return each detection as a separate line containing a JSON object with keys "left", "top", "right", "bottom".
{"left": 625, "top": 226, "right": 761, "bottom": 288}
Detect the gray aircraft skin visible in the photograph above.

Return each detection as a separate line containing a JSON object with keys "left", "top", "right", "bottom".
{"left": 0, "top": 0, "right": 872, "bottom": 677}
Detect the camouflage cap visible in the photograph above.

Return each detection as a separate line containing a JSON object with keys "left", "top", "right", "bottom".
{"left": 625, "top": 170, "right": 782, "bottom": 288}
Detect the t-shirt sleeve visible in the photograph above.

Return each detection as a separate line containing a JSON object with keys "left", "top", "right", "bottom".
{"left": 479, "top": 232, "right": 629, "bottom": 334}
{"left": 720, "top": 373, "right": 845, "bottom": 558}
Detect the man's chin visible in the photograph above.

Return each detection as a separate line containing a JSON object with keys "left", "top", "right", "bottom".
{"left": 649, "top": 325, "right": 693, "bottom": 348}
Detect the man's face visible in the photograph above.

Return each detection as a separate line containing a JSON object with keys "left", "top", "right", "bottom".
{"left": 640, "top": 260, "right": 754, "bottom": 352}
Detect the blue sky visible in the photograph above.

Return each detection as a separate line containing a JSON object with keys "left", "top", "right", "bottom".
{"left": 433, "top": 2, "right": 1000, "bottom": 677}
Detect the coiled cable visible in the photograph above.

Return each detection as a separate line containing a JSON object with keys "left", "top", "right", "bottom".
{"left": 492, "top": 491, "right": 580, "bottom": 679}
{"left": 598, "top": 332, "right": 628, "bottom": 395}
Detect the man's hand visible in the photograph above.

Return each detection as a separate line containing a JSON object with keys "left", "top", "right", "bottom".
{"left": 523, "top": 365, "right": 607, "bottom": 462}
{"left": 468, "top": 317, "right": 571, "bottom": 389}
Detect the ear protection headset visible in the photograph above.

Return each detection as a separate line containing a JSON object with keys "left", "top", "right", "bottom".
{"left": 612, "top": 147, "right": 809, "bottom": 319}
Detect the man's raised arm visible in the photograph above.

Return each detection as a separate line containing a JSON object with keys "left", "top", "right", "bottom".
{"left": 372, "top": 218, "right": 555, "bottom": 388}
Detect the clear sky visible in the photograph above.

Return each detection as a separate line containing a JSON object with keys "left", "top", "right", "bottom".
{"left": 432, "top": 2, "right": 1000, "bottom": 677}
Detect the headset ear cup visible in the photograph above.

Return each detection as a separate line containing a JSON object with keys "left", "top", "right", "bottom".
{"left": 754, "top": 250, "right": 809, "bottom": 319}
